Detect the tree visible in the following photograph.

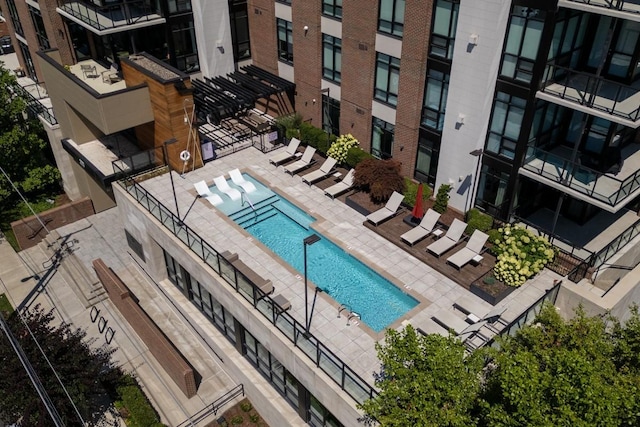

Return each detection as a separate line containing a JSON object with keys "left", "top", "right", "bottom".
{"left": 360, "top": 305, "right": 640, "bottom": 427}
{"left": 358, "top": 325, "right": 483, "bottom": 427}
{"left": 0, "top": 305, "right": 123, "bottom": 426}
{"left": 0, "top": 64, "right": 61, "bottom": 207}
{"left": 354, "top": 158, "right": 405, "bottom": 204}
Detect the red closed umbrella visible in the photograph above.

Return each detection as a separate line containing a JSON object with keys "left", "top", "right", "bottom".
{"left": 411, "top": 183, "right": 424, "bottom": 220}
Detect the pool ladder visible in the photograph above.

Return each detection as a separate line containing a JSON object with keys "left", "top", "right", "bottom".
{"left": 241, "top": 190, "right": 257, "bottom": 221}
{"left": 337, "top": 304, "right": 360, "bottom": 326}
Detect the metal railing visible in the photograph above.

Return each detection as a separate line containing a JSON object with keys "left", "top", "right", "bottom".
{"left": 563, "top": 0, "right": 640, "bottom": 15}
{"left": 57, "top": 0, "right": 164, "bottom": 31}
{"left": 114, "top": 169, "right": 378, "bottom": 405}
{"left": 176, "top": 384, "right": 244, "bottom": 427}
{"left": 13, "top": 83, "right": 57, "bottom": 126}
{"left": 539, "top": 63, "right": 640, "bottom": 122}
{"left": 522, "top": 146, "right": 640, "bottom": 207}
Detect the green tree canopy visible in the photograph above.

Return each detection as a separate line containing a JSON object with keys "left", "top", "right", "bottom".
{"left": 360, "top": 304, "right": 640, "bottom": 427}
{"left": 0, "top": 305, "right": 123, "bottom": 426}
{"left": 0, "top": 64, "right": 60, "bottom": 206}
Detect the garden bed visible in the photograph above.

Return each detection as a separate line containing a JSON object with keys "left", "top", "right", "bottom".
{"left": 470, "top": 272, "right": 516, "bottom": 305}
{"left": 206, "top": 398, "right": 268, "bottom": 427}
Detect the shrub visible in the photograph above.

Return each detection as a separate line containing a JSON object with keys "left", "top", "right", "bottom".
{"left": 354, "top": 159, "right": 405, "bottom": 204}
{"left": 491, "top": 225, "right": 556, "bottom": 287}
{"left": 231, "top": 415, "right": 244, "bottom": 425}
{"left": 116, "top": 376, "right": 165, "bottom": 427}
{"left": 300, "top": 122, "right": 331, "bottom": 154}
{"left": 249, "top": 413, "right": 260, "bottom": 423}
{"left": 275, "top": 113, "right": 302, "bottom": 136}
{"left": 433, "top": 183, "right": 452, "bottom": 214}
{"left": 465, "top": 208, "right": 493, "bottom": 235}
{"left": 403, "top": 179, "right": 432, "bottom": 207}
{"left": 487, "top": 228, "right": 502, "bottom": 245}
{"left": 327, "top": 134, "right": 359, "bottom": 164}
{"left": 345, "top": 147, "right": 374, "bottom": 168}
{"left": 240, "top": 401, "right": 253, "bottom": 412}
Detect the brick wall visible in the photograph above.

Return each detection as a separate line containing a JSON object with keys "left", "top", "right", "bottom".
{"left": 340, "top": 0, "right": 378, "bottom": 151}
{"left": 11, "top": 197, "right": 95, "bottom": 250}
{"left": 93, "top": 259, "right": 197, "bottom": 399}
{"left": 247, "top": 0, "right": 278, "bottom": 74}
{"left": 393, "top": 0, "right": 434, "bottom": 176}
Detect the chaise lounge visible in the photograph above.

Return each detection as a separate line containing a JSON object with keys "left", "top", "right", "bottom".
{"left": 365, "top": 191, "right": 405, "bottom": 226}
{"left": 400, "top": 209, "right": 441, "bottom": 246}
{"left": 193, "top": 180, "right": 224, "bottom": 206}
{"left": 214, "top": 175, "right": 242, "bottom": 200}
{"left": 324, "top": 169, "right": 355, "bottom": 199}
{"left": 426, "top": 218, "right": 467, "bottom": 257}
{"left": 283, "top": 146, "right": 316, "bottom": 175}
{"left": 446, "top": 230, "right": 489, "bottom": 269}
{"left": 301, "top": 157, "right": 338, "bottom": 185}
{"left": 269, "top": 137, "right": 301, "bottom": 165}
{"left": 229, "top": 168, "right": 256, "bottom": 193}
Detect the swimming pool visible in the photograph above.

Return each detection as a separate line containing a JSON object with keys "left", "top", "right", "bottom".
{"left": 210, "top": 174, "right": 418, "bottom": 332}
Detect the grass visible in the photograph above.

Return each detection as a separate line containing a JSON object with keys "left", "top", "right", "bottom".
{"left": 0, "top": 293, "right": 14, "bottom": 316}
{"left": 0, "top": 195, "right": 64, "bottom": 250}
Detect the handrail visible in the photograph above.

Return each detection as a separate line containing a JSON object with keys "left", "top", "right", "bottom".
{"left": 563, "top": 0, "right": 640, "bottom": 15}
{"left": 176, "top": 384, "right": 244, "bottom": 427}
{"left": 114, "top": 168, "right": 378, "bottom": 406}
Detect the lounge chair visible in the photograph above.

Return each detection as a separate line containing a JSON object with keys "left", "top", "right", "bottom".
{"left": 453, "top": 295, "right": 492, "bottom": 322}
{"left": 213, "top": 175, "right": 241, "bottom": 200}
{"left": 324, "top": 169, "right": 355, "bottom": 199}
{"left": 400, "top": 209, "right": 441, "bottom": 246}
{"left": 301, "top": 157, "right": 338, "bottom": 184}
{"left": 193, "top": 180, "right": 224, "bottom": 206}
{"left": 269, "top": 137, "right": 301, "bottom": 165}
{"left": 446, "top": 230, "right": 489, "bottom": 269}
{"left": 365, "top": 191, "right": 404, "bottom": 226}
{"left": 283, "top": 146, "right": 316, "bottom": 175}
{"left": 426, "top": 218, "right": 467, "bottom": 257}
{"left": 482, "top": 306, "right": 508, "bottom": 333}
{"left": 432, "top": 308, "right": 469, "bottom": 334}
{"left": 415, "top": 318, "right": 449, "bottom": 337}
{"left": 229, "top": 168, "right": 256, "bottom": 193}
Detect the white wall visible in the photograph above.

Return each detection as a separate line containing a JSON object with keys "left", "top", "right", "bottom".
{"left": 435, "top": 0, "right": 512, "bottom": 213}
{"left": 191, "top": 0, "right": 235, "bottom": 78}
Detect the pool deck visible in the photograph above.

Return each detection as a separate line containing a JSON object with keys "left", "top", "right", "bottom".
{"left": 59, "top": 146, "right": 563, "bottom": 387}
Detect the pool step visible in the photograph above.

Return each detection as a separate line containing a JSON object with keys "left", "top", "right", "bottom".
{"left": 238, "top": 209, "right": 278, "bottom": 228}
{"left": 229, "top": 195, "right": 279, "bottom": 222}
{"left": 232, "top": 202, "right": 278, "bottom": 224}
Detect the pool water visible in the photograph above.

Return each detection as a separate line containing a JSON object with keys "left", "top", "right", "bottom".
{"left": 214, "top": 174, "right": 418, "bottom": 332}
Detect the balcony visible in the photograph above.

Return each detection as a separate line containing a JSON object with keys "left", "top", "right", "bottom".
{"left": 559, "top": 0, "right": 640, "bottom": 19}
{"left": 519, "top": 144, "right": 640, "bottom": 212}
{"left": 537, "top": 64, "right": 640, "bottom": 128}
{"left": 57, "top": 0, "right": 165, "bottom": 35}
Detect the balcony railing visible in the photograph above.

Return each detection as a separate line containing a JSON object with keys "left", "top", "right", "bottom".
{"left": 13, "top": 83, "right": 57, "bottom": 126}
{"left": 521, "top": 147, "right": 640, "bottom": 207}
{"left": 114, "top": 168, "right": 378, "bottom": 406}
{"left": 561, "top": 0, "right": 640, "bottom": 15}
{"left": 57, "top": 0, "right": 164, "bottom": 32}
{"left": 538, "top": 64, "right": 640, "bottom": 124}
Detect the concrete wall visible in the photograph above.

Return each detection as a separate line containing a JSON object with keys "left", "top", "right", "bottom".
{"left": 435, "top": 0, "right": 511, "bottom": 213}
{"left": 93, "top": 258, "right": 198, "bottom": 398}
{"left": 11, "top": 197, "right": 95, "bottom": 250}
{"left": 113, "top": 183, "right": 363, "bottom": 426}
{"left": 192, "top": 0, "right": 235, "bottom": 78}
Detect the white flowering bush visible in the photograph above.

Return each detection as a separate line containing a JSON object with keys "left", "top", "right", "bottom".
{"left": 327, "top": 134, "right": 359, "bottom": 164}
{"left": 491, "top": 225, "right": 556, "bottom": 287}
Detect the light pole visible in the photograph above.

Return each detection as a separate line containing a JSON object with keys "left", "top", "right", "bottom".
{"left": 162, "top": 138, "right": 180, "bottom": 219}
{"left": 303, "top": 234, "right": 321, "bottom": 334}
{"left": 469, "top": 149, "right": 483, "bottom": 213}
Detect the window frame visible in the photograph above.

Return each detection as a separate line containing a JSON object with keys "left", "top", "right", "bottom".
{"left": 421, "top": 68, "right": 450, "bottom": 131}
{"left": 322, "top": 0, "right": 343, "bottom": 19}
{"left": 322, "top": 34, "right": 342, "bottom": 84}
{"left": 378, "top": 0, "right": 405, "bottom": 38}
{"left": 371, "top": 117, "right": 395, "bottom": 159}
{"left": 277, "top": 18, "right": 294, "bottom": 64}
{"left": 499, "top": 6, "right": 546, "bottom": 84}
{"left": 486, "top": 92, "right": 527, "bottom": 160}
{"left": 429, "top": 0, "right": 459, "bottom": 60}
{"left": 374, "top": 52, "right": 401, "bottom": 106}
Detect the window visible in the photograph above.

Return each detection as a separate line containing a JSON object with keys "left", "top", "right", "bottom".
{"left": 171, "top": 20, "right": 199, "bottom": 72}
{"left": 167, "top": 0, "right": 191, "bottom": 14}
{"left": 323, "top": 95, "right": 340, "bottom": 137}
{"left": 276, "top": 0, "right": 292, "bottom": 4}
{"left": 429, "top": 0, "right": 458, "bottom": 60}
{"left": 18, "top": 42, "right": 37, "bottom": 80}
{"left": 29, "top": 6, "right": 50, "bottom": 50}
{"left": 125, "top": 230, "right": 144, "bottom": 261}
{"left": 371, "top": 117, "right": 395, "bottom": 159}
{"left": 230, "top": 0, "right": 251, "bottom": 61}
{"left": 486, "top": 92, "right": 526, "bottom": 160}
{"left": 277, "top": 18, "right": 294, "bottom": 64}
{"left": 322, "top": 0, "right": 343, "bottom": 19}
{"left": 374, "top": 53, "right": 400, "bottom": 106}
{"left": 421, "top": 69, "right": 449, "bottom": 131}
{"left": 322, "top": 35, "right": 342, "bottom": 83}
{"left": 500, "top": 6, "right": 545, "bottom": 84}
{"left": 415, "top": 131, "right": 440, "bottom": 186}
{"left": 378, "top": 0, "right": 405, "bottom": 37}
{"left": 477, "top": 165, "right": 510, "bottom": 212}
{"left": 5, "top": 0, "right": 23, "bottom": 37}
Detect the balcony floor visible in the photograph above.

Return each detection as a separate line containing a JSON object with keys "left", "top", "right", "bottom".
{"left": 70, "top": 60, "right": 127, "bottom": 94}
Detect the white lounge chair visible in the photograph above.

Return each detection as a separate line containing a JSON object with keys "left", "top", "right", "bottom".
{"left": 366, "top": 191, "right": 405, "bottom": 226}
{"left": 426, "top": 218, "right": 467, "bottom": 257}
{"left": 213, "top": 175, "right": 241, "bottom": 200}
{"left": 415, "top": 318, "right": 449, "bottom": 337}
{"left": 283, "top": 146, "right": 316, "bottom": 175}
{"left": 229, "top": 168, "right": 256, "bottom": 193}
{"left": 432, "top": 308, "right": 469, "bottom": 334}
{"left": 324, "top": 169, "right": 355, "bottom": 199}
{"left": 447, "top": 230, "right": 489, "bottom": 269}
{"left": 400, "top": 209, "right": 441, "bottom": 246}
{"left": 301, "top": 157, "right": 338, "bottom": 184}
{"left": 193, "top": 180, "right": 224, "bottom": 206}
{"left": 269, "top": 137, "right": 301, "bottom": 165}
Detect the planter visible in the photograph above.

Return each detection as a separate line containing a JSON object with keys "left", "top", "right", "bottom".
{"left": 470, "top": 277, "right": 516, "bottom": 305}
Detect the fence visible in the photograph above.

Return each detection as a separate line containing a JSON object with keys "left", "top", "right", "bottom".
{"left": 115, "top": 171, "right": 378, "bottom": 406}
{"left": 176, "top": 384, "right": 245, "bottom": 427}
